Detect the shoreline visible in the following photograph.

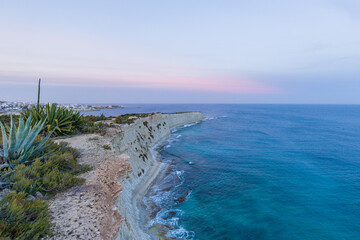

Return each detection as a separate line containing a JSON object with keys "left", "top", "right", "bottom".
{"left": 131, "top": 147, "right": 170, "bottom": 238}
{"left": 140, "top": 131, "right": 196, "bottom": 239}
{"left": 113, "top": 112, "right": 204, "bottom": 239}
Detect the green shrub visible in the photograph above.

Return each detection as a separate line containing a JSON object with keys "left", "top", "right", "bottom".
{"left": 22, "top": 103, "right": 83, "bottom": 136}
{"left": 79, "top": 114, "right": 113, "bottom": 135}
{"left": 9, "top": 161, "right": 84, "bottom": 195}
{"left": 0, "top": 110, "right": 92, "bottom": 239}
{"left": 0, "top": 140, "right": 89, "bottom": 239}
{"left": 5, "top": 141, "right": 87, "bottom": 195}
{"left": 0, "top": 192, "right": 51, "bottom": 240}
{"left": 102, "top": 144, "right": 111, "bottom": 150}
{"left": 82, "top": 114, "right": 109, "bottom": 123}
{"left": 80, "top": 121, "right": 108, "bottom": 135}
{"left": 114, "top": 113, "right": 157, "bottom": 125}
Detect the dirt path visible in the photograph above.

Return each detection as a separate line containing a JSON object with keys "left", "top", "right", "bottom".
{"left": 49, "top": 130, "right": 130, "bottom": 240}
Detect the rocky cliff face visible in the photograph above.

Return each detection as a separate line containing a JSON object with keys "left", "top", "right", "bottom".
{"left": 111, "top": 112, "right": 204, "bottom": 240}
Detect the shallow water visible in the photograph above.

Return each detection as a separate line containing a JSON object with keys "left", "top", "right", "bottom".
{"left": 87, "top": 104, "right": 360, "bottom": 240}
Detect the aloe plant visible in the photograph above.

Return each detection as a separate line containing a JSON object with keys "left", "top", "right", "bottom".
{"left": 22, "top": 103, "right": 83, "bottom": 136}
{"left": 0, "top": 115, "right": 52, "bottom": 169}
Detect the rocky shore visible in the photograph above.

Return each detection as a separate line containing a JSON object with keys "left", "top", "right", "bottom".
{"left": 49, "top": 112, "right": 204, "bottom": 239}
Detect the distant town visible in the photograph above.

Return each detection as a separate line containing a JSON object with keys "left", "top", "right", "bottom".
{"left": 0, "top": 100, "right": 124, "bottom": 115}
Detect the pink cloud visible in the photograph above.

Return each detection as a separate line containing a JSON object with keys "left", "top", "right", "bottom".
{"left": 1, "top": 72, "right": 279, "bottom": 94}
{"left": 105, "top": 75, "right": 279, "bottom": 94}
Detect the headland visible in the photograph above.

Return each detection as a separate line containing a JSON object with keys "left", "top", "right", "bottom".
{"left": 49, "top": 112, "right": 204, "bottom": 239}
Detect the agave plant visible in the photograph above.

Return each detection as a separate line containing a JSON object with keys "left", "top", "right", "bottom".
{"left": 22, "top": 103, "right": 83, "bottom": 136}
{"left": 0, "top": 115, "right": 52, "bottom": 169}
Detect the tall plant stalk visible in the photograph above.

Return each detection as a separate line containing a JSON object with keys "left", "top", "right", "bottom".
{"left": 37, "top": 78, "right": 41, "bottom": 110}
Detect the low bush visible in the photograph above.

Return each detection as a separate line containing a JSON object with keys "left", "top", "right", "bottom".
{"left": 0, "top": 141, "right": 89, "bottom": 239}
{"left": 102, "top": 144, "right": 111, "bottom": 150}
{"left": 81, "top": 114, "right": 109, "bottom": 123}
{"left": 114, "top": 113, "right": 157, "bottom": 125}
{"left": 2, "top": 141, "right": 87, "bottom": 195}
{"left": 80, "top": 121, "right": 108, "bottom": 135}
{"left": 0, "top": 110, "right": 102, "bottom": 239}
{"left": 79, "top": 114, "right": 113, "bottom": 135}
{"left": 0, "top": 192, "right": 51, "bottom": 239}
{"left": 9, "top": 160, "right": 84, "bottom": 195}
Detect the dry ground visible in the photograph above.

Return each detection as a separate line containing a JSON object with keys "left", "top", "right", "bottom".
{"left": 49, "top": 128, "right": 131, "bottom": 240}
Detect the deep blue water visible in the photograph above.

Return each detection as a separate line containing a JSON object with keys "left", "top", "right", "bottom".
{"left": 85, "top": 104, "right": 360, "bottom": 240}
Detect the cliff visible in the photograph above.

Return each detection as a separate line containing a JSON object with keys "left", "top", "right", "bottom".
{"left": 112, "top": 112, "right": 204, "bottom": 239}
{"left": 49, "top": 112, "right": 203, "bottom": 240}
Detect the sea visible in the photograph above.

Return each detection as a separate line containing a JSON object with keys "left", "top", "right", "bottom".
{"left": 82, "top": 104, "right": 360, "bottom": 240}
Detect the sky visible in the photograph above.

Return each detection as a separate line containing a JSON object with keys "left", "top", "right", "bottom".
{"left": 0, "top": 0, "right": 360, "bottom": 104}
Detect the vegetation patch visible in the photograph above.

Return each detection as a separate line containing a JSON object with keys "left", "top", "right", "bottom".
{"left": 114, "top": 113, "right": 158, "bottom": 125}
{"left": 0, "top": 192, "right": 51, "bottom": 239}
{"left": 79, "top": 114, "right": 114, "bottom": 135}
{"left": 81, "top": 121, "right": 108, "bottom": 135}
{"left": 0, "top": 109, "right": 164, "bottom": 238}
{"left": 0, "top": 115, "right": 19, "bottom": 127}
{"left": 0, "top": 111, "right": 89, "bottom": 239}
{"left": 102, "top": 144, "right": 111, "bottom": 150}
{"left": 81, "top": 114, "right": 109, "bottom": 123}
{"left": 22, "top": 104, "right": 83, "bottom": 137}
{"left": 6, "top": 141, "right": 87, "bottom": 195}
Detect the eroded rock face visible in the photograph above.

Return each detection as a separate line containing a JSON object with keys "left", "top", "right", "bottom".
{"left": 114, "top": 112, "right": 203, "bottom": 240}
{"left": 48, "top": 112, "right": 203, "bottom": 240}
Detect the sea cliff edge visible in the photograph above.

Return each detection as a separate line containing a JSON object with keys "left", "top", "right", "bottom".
{"left": 49, "top": 112, "right": 204, "bottom": 239}
{"left": 113, "top": 112, "right": 204, "bottom": 239}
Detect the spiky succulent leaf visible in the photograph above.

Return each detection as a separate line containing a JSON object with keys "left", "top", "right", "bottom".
{"left": 22, "top": 103, "right": 83, "bottom": 136}
{"left": 0, "top": 115, "right": 52, "bottom": 168}
{"left": 0, "top": 122, "right": 8, "bottom": 158}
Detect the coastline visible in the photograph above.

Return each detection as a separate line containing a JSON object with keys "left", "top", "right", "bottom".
{"left": 113, "top": 112, "right": 204, "bottom": 239}
{"left": 48, "top": 112, "right": 204, "bottom": 239}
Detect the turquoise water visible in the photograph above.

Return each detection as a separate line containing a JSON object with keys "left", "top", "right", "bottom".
{"left": 85, "top": 104, "right": 360, "bottom": 240}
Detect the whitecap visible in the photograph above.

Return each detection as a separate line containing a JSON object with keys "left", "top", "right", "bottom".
{"left": 167, "top": 226, "right": 195, "bottom": 240}
{"left": 204, "top": 115, "right": 228, "bottom": 121}
{"left": 172, "top": 121, "right": 201, "bottom": 133}
{"left": 176, "top": 170, "right": 184, "bottom": 177}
